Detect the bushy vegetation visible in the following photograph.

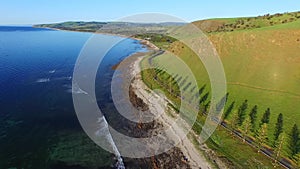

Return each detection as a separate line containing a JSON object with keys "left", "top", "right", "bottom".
{"left": 135, "top": 33, "right": 177, "bottom": 49}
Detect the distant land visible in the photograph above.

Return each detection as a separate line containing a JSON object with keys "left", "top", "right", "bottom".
{"left": 34, "top": 11, "right": 300, "bottom": 35}
{"left": 34, "top": 21, "right": 185, "bottom": 35}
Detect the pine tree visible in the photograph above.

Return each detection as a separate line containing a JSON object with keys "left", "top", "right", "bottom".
{"left": 168, "top": 73, "right": 173, "bottom": 93}
{"left": 274, "top": 113, "right": 284, "bottom": 143}
{"left": 242, "top": 117, "right": 251, "bottom": 143}
{"left": 237, "top": 100, "right": 248, "bottom": 126}
{"left": 249, "top": 105, "right": 258, "bottom": 132}
{"left": 273, "top": 133, "right": 285, "bottom": 167}
{"left": 204, "top": 101, "right": 210, "bottom": 113}
{"left": 216, "top": 93, "right": 229, "bottom": 112}
{"left": 289, "top": 124, "right": 300, "bottom": 157}
{"left": 230, "top": 112, "right": 239, "bottom": 135}
{"left": 200, "top": 92, "right": 209, "bottom": 104}
{"left": 260, "top": 108, "right": 271, "bottom": 126}
{"left": 223, "top": 101, "right": 235, "bottom": 120}
{"left": 198, "top": 85, "right": 206, "bottom": 96}
{"left": 257, "top": 123, "right": 268, "bottom": 153}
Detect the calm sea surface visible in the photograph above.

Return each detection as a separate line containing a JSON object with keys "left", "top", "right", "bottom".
{"left": 0, "top": 26, "right": 146, "bottom": 169}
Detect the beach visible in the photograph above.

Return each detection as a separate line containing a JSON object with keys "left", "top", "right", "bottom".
{"left": 112, "top": 39, "right": 216, "bottom": 168}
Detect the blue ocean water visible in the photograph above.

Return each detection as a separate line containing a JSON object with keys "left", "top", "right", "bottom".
{"left": 0, "top": 26, "right": 146, "bottom": 168}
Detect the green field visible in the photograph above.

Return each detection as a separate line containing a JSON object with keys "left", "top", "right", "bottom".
{"left": 206, "top": 20, "right": 300, "bottom": 139}
{"left": 141, "top": 12, "right": 300, "bottom": 167}
{"left": 162, "top": 17, "right": 300, "bottom": 142}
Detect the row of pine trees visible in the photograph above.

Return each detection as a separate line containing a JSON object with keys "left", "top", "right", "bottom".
{"left": 223, "top": 98, "right": 300, "bottom": 167}
{"left": 142, "top": 68, "right": 300, "bottom": 167}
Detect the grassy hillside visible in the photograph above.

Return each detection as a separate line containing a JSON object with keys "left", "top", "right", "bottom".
{"left": 199, "top": 19, "right": 300, "bottom": 137}
{"left": 159, "top": 15, "right": 300, "bottom": 140}
{"left": 193, "top": 11, "right": 300, "bottom": 33}
{"left": 141, "top": 12, "right": 300, "bottom": 167}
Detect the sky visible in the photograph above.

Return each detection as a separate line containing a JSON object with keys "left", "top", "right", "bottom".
{"left": 1, "top": 0, "right": 300, "bottom": 25}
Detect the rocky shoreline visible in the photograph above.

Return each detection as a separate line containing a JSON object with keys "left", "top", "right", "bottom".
{"left": 112, "top": 48, "right": 214, "bottom": 169}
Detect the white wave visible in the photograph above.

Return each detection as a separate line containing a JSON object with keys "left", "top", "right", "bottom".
{"left": 53, "top": 76, "right": 72, "bottom": 81}
{"left": 49, "top": 70, "right": 56, "bottom": 74}
{"left": 71, "top": 83, "right": 88, "bottom": 94}
{"left": 95, "top": 117, "right": 125, "bottom": 169}
{"left": 36, "top": 78, "right": 50, "bottom": 83}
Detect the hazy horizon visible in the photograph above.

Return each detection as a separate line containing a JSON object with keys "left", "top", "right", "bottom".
{"left": 1, "top": 10, "right": 300, "bottom": 26}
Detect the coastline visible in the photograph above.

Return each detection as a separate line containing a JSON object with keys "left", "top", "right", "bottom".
{"left": 122, "top": 38, "right": 233, "bottom": 168}
{"left": 32, "top": 26, "right": 147, "bottom": 41}
{"left": 113, "top": 38, "right": 220, "bottom": 168}
{"left": 39, "top": 26, "right": 221, "bottom": 168}
{"left": 129, "top": 55, "right": 213, "bottom": 169}
{"left": 34, "top": 26, "right": 160, "bottom": 54}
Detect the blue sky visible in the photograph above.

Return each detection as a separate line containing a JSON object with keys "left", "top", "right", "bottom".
{"left": 1, "top": 0, "right": 300, "bottom": 25}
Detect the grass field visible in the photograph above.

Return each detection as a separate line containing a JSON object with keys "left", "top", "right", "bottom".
{"left": 140, "top": 12, "right": 300, "bottom": 167}
{"left": 169, "top": 17, "right": 300, "bottom": 141}
{"left": 140, "top": 57, "right": 287, "bottom": 168}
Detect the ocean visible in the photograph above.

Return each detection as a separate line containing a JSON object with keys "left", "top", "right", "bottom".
{"left": 0, "top": 26, "right": 146, "bottom": 169}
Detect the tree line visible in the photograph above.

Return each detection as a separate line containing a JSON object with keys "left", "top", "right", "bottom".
{"left": 142, "top": 67, "right": 300, "bottom": 167}
{"left": 223, "top": 98, "right": 300, "bottom": 166}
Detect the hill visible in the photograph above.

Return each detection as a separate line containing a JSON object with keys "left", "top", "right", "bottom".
{"left": 161, "top": 12, "right": 300, "bottom": 140}
{"left": 35, "top": 21, "right": 185, "bottom": 35}
{"left": 141, "top": 11, "right": 300, "bottom": 167}
{"left": 149, "top": 12, "right": 300, "bottom": 134}
{"left": 193, "top": 11, "right": 300, "bottom": 33}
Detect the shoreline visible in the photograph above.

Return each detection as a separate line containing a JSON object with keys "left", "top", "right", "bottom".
{"left": 129, "top": 56, "right": 213, "bottom": 169}
{"left": 121, "top": 39, "right": 230, "bottom": 168}
{"left": 113, "top": 39, "right": 218, "bottom": 168}
{"left": 40, "top": 26, "right": 220, "bottom": 168}
{"left": 34, "top": 26, "right": 160, "bottom": 57}
{"left": 32, "top": 26, "right": 151, "bottom": 43}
